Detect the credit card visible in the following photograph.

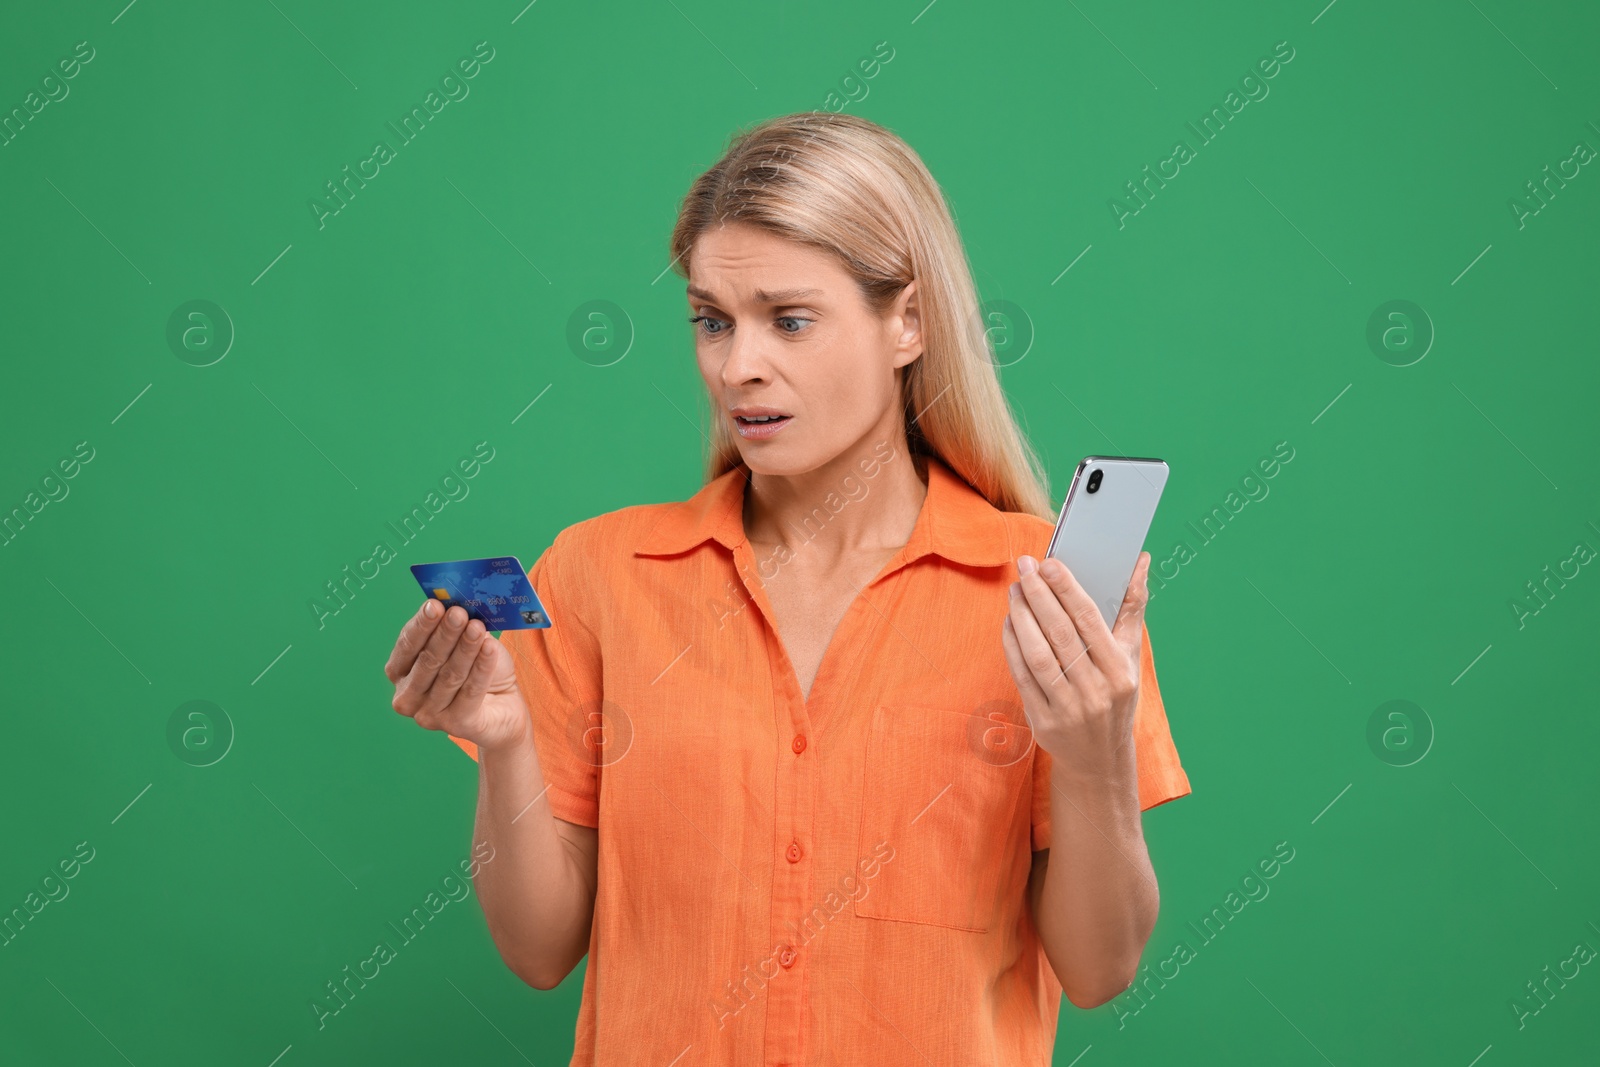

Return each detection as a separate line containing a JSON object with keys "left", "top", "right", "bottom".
{"left": 409, "top": 556, "right": 551, "bottom": 630}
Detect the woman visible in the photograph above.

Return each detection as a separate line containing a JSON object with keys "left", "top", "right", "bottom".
{"left": 384, "top": 111, "right": 1191, "bottom": 1066}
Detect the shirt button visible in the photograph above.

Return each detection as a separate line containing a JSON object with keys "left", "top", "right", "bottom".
{"left": 792, "top": 734, "right": 807, "bottom": 754}
{"left": 779, "top": 946, "right": 797, "bottom": 968}
{"left": 786, "top": 841, "right": 801, "bottom": 863}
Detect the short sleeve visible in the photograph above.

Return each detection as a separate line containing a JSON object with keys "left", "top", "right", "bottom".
{"left": 447, "top": 532, "right": 603, "bottom": 829}
{"left": 1030, "top": 620, "right": 1191, "bottom": 850}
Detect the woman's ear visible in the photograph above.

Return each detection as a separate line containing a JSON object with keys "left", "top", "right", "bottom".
{"left": 891, "top": 280, "right": 923, "bottom": 368}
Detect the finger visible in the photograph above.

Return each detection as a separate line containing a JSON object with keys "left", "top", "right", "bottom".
{"left": 1000, "top": 612, "right": 1049, "bottom": 708}
{"left": 1034, "top": 554, "right": 1121, "bottom": 674}
{"left": 1007, "top": 581, "right": 1085, "bottom": 695}
{"left": 385, "top": 599, "right": 445, "bottom": 683}
{"left": 399, "top": 604, "right": 471, "bottom": 709}
{"left": 1110, "top": 552, "right": 1152, "bottom": 662}
{"left": 440, "top": 636, "right": 502, "bottom": 726}
{"left": 416, "top": 617, "right": 489, "bottom": 720}
{"left": 1014, "top": 557, "right": 1090, "bottom": 676}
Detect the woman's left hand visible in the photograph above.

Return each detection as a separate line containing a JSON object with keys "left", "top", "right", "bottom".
{"left": 999, "top": 551, "right": 1151, "bottom": 781}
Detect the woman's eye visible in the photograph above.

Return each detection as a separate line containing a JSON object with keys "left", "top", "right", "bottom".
{"left": 688, "top": 314, "right": 812, "bottom": 336}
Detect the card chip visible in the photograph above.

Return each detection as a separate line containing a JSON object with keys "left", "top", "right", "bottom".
{"left": 432, "top": 588, "right": 451, "bottom": 600}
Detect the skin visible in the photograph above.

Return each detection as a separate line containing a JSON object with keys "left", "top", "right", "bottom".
{"left": 1006, "top": 551, "right": 1160, "bottom": 1008}
{"left": 383, "top": 600, "right": 597, "bottom": 990}
{"left": 383, "top": 218, "right": 1160, "bottom": 1006}
{"left": 686, "top": 221, "right": 927, "bottom": 701}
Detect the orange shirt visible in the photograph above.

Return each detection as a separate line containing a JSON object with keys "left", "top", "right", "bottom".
{"left": 449, "top": 452, "right": 1191, "bottom": 1066}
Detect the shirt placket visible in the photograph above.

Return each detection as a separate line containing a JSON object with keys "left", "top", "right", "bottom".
{"left": 731, "top": 546, "right": 816, "bottom": 1067}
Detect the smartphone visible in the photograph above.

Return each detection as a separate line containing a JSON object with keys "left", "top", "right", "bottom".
{"left": 1044, "top": 456, "right": 1169, "bottom": 627}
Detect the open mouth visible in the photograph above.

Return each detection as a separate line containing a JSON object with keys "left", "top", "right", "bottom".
{"left": 733, "top": 412, "right": 793, "bottom": 438}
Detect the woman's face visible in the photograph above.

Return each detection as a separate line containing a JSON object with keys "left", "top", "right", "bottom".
{"left": 687, "top": 221, "right": 922, "bottom": 476}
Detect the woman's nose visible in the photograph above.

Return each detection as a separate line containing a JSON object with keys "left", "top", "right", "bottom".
{"left": 720, "top": 332, "right": 769, "bottom": 386}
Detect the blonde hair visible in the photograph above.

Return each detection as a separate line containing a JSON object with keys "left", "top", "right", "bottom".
{"left": 668, "top": 111, "right": 1056, "bottom": 521}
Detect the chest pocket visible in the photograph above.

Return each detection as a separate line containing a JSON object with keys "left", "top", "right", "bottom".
{"left": 854, "top": 702, "right": 1032, "bottom": 933}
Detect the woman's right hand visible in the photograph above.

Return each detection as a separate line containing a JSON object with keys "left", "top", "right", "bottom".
{"left": 385, "top": 600, "right": 530, "bottom": 752}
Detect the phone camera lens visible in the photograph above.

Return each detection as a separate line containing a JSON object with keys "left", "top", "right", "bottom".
{"left": 1086, "top": 469, "right": 1103, "bottom": 494}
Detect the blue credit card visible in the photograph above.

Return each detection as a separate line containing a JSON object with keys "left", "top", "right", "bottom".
{"left": 409, "top": 556, "right": 551, "bottom": 630}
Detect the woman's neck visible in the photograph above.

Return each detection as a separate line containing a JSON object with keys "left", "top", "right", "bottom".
{"left": 741, "top": 441, "right": 928, "bottom": 563}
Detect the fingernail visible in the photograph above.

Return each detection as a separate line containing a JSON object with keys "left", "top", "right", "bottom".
{"left": 1017, "top": 555, "right": 1037, "bottom": 576}
{"left": 1009, "top": 581, "right": 1021, "bottom": 598}
{"left": 424, "top": 599, "right": 440, "bottom": 618}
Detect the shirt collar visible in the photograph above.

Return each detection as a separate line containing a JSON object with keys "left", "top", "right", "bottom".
{"left": 633, "top": 454, "right": 1015, "bottom": 568}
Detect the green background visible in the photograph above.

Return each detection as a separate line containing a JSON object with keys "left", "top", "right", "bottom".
{"left": 3, "top": 0, "right": 1597, "bottom": 1063}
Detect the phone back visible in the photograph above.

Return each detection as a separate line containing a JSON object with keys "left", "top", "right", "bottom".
{"left": 1045, "top": 457, "right": 1169, "bottom": 627}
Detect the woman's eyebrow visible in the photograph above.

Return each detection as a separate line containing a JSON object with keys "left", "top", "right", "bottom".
{"left": 686, "top": 285, "right": 822, "bottom": 305}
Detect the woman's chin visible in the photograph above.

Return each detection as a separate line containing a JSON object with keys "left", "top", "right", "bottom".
{"left": 738, "top": 449, "right": 816, "bottom": 478}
